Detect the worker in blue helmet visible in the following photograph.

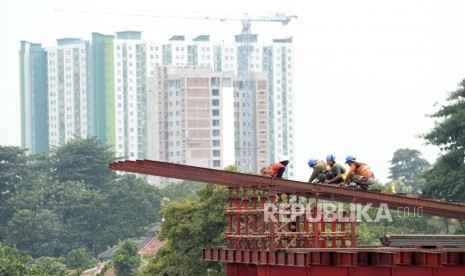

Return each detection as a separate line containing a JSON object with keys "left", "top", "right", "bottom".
{"left": 307, "top": 158, "right": 329, "bottom": 183}
{"left": 324, "top": 154, "right": 347, "bottom": 185}
{"left": 343, "top": 155, "right": 375, "bottom": 190}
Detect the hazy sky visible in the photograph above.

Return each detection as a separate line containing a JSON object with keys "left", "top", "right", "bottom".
{"left": 2, "top": 0, "right": 465, "bottom": 183}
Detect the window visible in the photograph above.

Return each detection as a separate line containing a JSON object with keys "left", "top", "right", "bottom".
{"left": 213, "top": 150, "right": 221, "bottom": 157}
{"left": 212, "top": 130, "right": 220, "bottom": 136}
{"left": 211, "top": 77, "right": 220, "bottom": 86}
{"left": 212, "top": 109, "right": 219, "bottom": 116}
{"left": 213, "top": 160, "right": 221, "bottom": 167}
{"left": 213, "top": 140, "right": 220, "bottom": 147}
{"left": 212, "top": 89, "right": 219, "bottom": 96}
{"left": 212, "top": 99, "right": 219, "bottom": 106}
{"left": 212, "top": 120, "right": 220, "bottom": 127}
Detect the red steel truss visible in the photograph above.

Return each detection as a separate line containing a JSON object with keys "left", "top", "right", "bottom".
{"left": 109, "top": 160, "right": 465, "bottom": 276}
{"left": 225, "top": 187, "right": 357, "bottom": 251}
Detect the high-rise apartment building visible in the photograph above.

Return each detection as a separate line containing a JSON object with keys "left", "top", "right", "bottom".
{"left": 234, "top": 72, "right": 270, "bottom": 174}
{"left": 19, "top": 41, "right": 48, "bottom": 154}
{"left": 108, "top": 31, "right": 148, "bottom": 160}
{"left": 144, "top": 35, "right": 295, "bottom": 177}
{"left": 20, "top": 31, "right": 294, "bottom": 178}
{"left": 46, "top": 38, "right": 91, "bottom": 147}
{"left": 147, "top": 66, "right": 235, "bottom": 186}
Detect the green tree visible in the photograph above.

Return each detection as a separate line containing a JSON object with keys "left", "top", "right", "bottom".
{"left": 422, "top": 151, "right": 465, "bottom": 201}
{"left": 98, "top": 175, "right": 161, "bottom": 251}
{"left": 422, "top": 79, "right": 465, "bottom": 201}
{"left": 50, "top": 137, "right": 115, "bottom": 189}
{"left": 0, "top": 146, "right": 30, "bottom": 238}
{"left": 4, "top": 209, "right": 66, "bottom": 258}
{"left": 60, "top": 188, "right": 107, "bottom": 253}
{"left": 388, "top": 148, "right": 430, "bottom": 194}
{"left": 1, "top": 141, "right": 163, "bottom": 259}
{"left": 0, "top": 245, "right": 32, "bottom": 276}
{"left": 65, "top": 247, "right": 97, "bottom": 270}
{"left": 29, "top": 257, "right": 69, "bottom": 276}
{"left": 159, "top": 181, "right": 201, "bottom": 202}
{"left": 140, "top": 184, "right": 228, "bottom": 276}
{"left": 112, "top": 240, "right": 141, "bottom": 276}
{"left": 0, "top": 146, "right": 28, "bottom": 196}
{"left": 0, "top": 245, "right": 68, "bottom": 276}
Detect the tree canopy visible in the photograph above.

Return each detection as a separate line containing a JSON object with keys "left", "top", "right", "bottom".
{"left": 422, "top": 79, "right": 465, "bottom": 202}
{"left": 112, "top": 240, "right": 141, "bottom": 276}
{"left": 50, "top": 137, "right": 115, "bottom": 188}
{"left": 388, "top": 148, "right": 430, "bottom": 194}
{"left": 140, "top": 184, "right": 228, "bottom": 276}
{"left": 0, "top": 138, "right": 162, "bottom": 262}
{"left": 0, "top": 245, "right": 68, "bottom": 276}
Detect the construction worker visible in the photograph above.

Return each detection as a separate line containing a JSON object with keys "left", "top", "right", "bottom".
{"left": 307, "top": 158, "right": 329, "bottom": 183}
{"left": 324, "top": 154, "right": 347, "bottom": 184}
{"left": 264, "top": 155, "right": 290, "bottom": 178}
{"left": 343, "top": 155, "right": 375, "bottom": 190}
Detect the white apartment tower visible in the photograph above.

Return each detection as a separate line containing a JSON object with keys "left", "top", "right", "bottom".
{"left": 112, "top": 31, "right": 147, "bottom": 159}
{"left": 47, "top": 38, "right": 90, "bottom": 147}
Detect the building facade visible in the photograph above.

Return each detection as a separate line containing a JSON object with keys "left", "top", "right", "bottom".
{"left": 46, "top": 38, "right": 91, "bottom": 147}
{"left": 19, "top": 41, "right": 48, "bottom": 154}
{"left": 20, "top": 31, "right": 294, "bottom": 179}
{"left": 147, "top": 66, "right": 235, "bottom": 186}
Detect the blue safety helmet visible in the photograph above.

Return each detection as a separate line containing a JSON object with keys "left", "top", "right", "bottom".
{"left": 345, "top": 155, "right": 356, "bottom": 164}
{"left": 308, "top": 158, "right": 316, "bottom": 167}
{"left": 326, "top": 154, "right": 336, "bottom": 162}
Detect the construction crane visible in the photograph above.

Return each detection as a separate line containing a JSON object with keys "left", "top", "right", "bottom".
{"left": 55, "top": 9, "right": 297, "bottom": 173}
{"left": 229, "top": 13, "right": 296, "bottom": 174}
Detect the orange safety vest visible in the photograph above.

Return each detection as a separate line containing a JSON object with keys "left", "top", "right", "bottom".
{"left": 350, "top": 162, "right": 373, "bottom": 178}
{"left": 266, "top": 163, "right": 285, "bottom": 177}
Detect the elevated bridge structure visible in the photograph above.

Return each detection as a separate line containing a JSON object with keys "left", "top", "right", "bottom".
{"left": 110, "top": 160, "right": 465, "bottom": 276}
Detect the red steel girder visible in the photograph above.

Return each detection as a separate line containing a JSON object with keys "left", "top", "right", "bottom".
{"left": 203, "top": 247, "right": 465, "bottom": 267}
{"left": 225, "top": 263, "right": 465, "bottom": 276}
{"left": 109, "top": 160, "right": 465, "bottom": 220}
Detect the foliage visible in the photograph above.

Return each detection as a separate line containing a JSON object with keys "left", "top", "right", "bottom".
{"left": 65, "top": 247, "right": 97, "bottom": 270}
{"left": 421, "top": 79, "right": 465, "bottom": 201}
{"left": 112, "top": 240, "right": 141, "bottom": 276}
{"left": 159, "top": 181, "right": 201, "bottom": 202}
{"left": 0, "top": 138, "right": 162, "bottom": 260}
{"left": 0, "top": 146, "right": 29, "bottom": 196}
{"left": 98, "top": 175, "right": 161, "bottom": 251}
{"left": 139, "top": 184, "right": 228, "bottom": 276}
{"left": 0, "top": 245, "right": 32, "bottom": 276}
{"left": 356, "top": 209, "right": 443, "bottom": 245}
{"left": 0, "top": 146, "right": 30, "bottom": 238}
{"left": 4, "top": 209, "right": 66, "bottom": 258}
{"left": 388, "top": 148, "right": 430, "bottom": 194}
{"left": 49, "top": 137, "right": 115, "bottom": 189}
{"left": 422, "top": 151, "right": 465, "bottom": 201}
{"left": 29, "top": 256, "right": 69, "bottom": 276}
{"left": 423, "top": 79, "right": 465, "bottom": 152}
{"left": 0, "top": 245, "right": 68, "bottom": 276}
{"left": 385, "top": 179, "right": 413, "bottom": 194}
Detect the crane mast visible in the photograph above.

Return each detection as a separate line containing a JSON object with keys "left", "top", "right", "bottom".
{"left": 233, "top": 13, "right": 295, "bottom": 173}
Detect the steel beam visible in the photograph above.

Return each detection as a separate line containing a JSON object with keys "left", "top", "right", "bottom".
{"left": 109, "top": 160, "right": 465, "bottom": 219}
